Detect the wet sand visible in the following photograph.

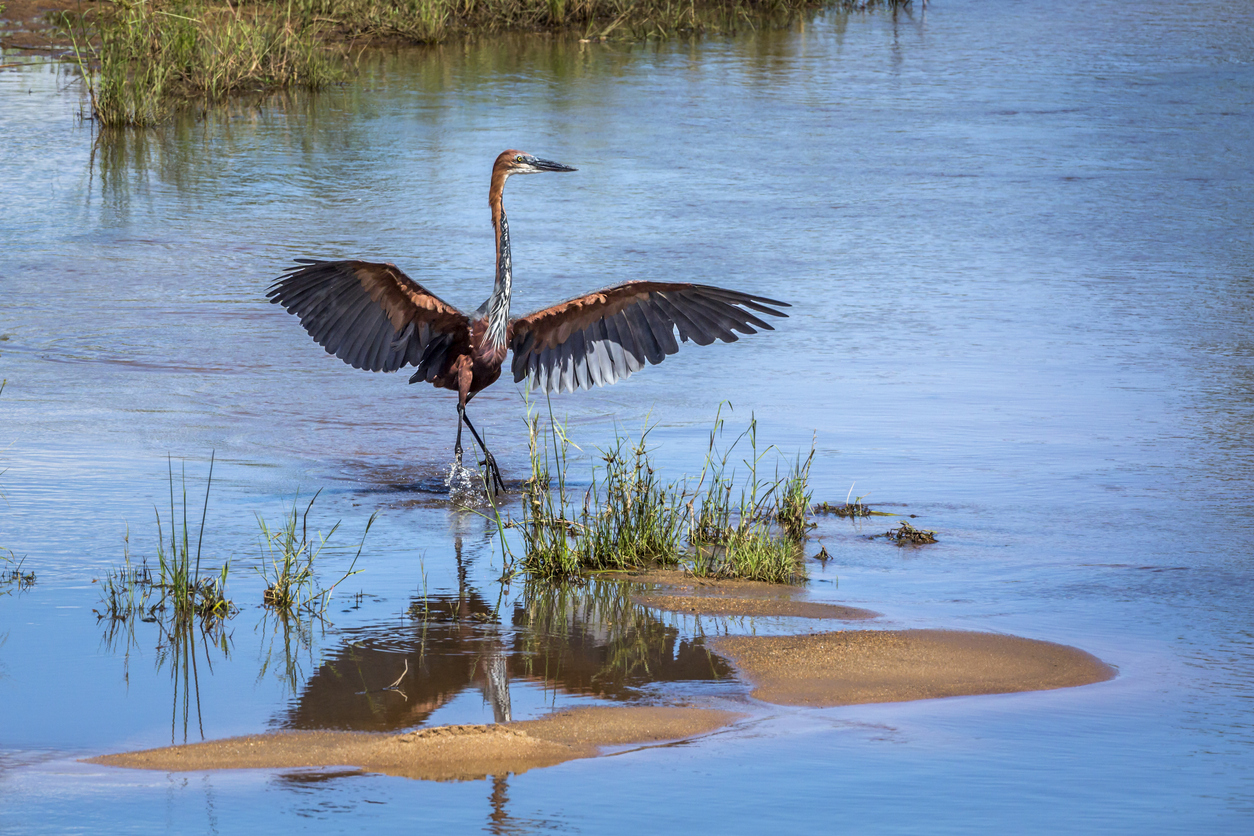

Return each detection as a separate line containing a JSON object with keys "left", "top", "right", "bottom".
{"left": 87, "top": 706, "right": 740, "bottom": 782}
{"left": 635, "top": 593, "right": 878, "bottom": 620}
{"left": 620, "top": 568, "right": 879, "bottom": 620}
{"left": 713, "top": 629, "right": 1115, "bottom": 707}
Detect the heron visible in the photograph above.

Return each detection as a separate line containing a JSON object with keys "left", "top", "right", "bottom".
{"left": 268, "top": 150, "right": 789, "bottom": 493}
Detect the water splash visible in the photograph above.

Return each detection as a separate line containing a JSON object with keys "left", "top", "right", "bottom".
{"left": 445, "top": 454, "right": 483, "bottom": 505}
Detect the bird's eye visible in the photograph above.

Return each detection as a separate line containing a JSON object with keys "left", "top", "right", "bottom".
{"left": 515, "top": 155, "right": 525, "bottom": 163}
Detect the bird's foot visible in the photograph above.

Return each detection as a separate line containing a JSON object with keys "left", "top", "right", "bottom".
{"left": 480, "top": 452, "right": 506, "bottom": 495}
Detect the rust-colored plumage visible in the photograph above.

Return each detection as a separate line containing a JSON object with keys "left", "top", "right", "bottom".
{"left": 269, "top": 150, "right": 789, "bottom": 491}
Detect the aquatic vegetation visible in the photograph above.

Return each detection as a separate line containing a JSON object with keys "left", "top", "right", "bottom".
{"left": 95, "top": 528, "right": 156, "bottom": 621}
{"left": 0, "top": 552, "right": 36, "bottom": 595}
{"left": 815, "top": 498, "right": 873, "bottom": 517}
{"left": 813, "top": 482, "right": 899, "bottom": 518}
{"left": 255, "top": 489, "right": 378, "bottom": 616}
{"left": 691, "top": 528, "right": 806, "bottom": 584}
{"left": 775, "top": 447, "right": 815, "bottom": 541}
{"left": 93, "top": 457, "right": 235, "bottom": 626}
{"left": 154, "top": 454, "right": 236, "bottom": 621}
{"left": 881, "top": 520, "right": 937, "bottom": 546}
{"left": 92, "top": 479, "right": 235, "bottom": 743}
{"left": 510, "top": 400, "right": 811, "bottom": 584}
{"left": 51, "top": 0, "right": 917, "bottom": 126}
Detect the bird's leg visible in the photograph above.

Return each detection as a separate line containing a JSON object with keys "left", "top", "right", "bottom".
{"left": 454, "top": 406, "right": 466, "bottom": 466}
{"left": 460, "top": 408, "right": 505, "bottom": 494}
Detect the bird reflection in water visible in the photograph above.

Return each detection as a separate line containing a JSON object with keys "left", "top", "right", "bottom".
{"left": 278, "top": 569, "right": 731, "bottom": 733}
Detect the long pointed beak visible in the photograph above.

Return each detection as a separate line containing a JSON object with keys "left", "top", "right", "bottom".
{"left": 534, "top": 158, "right": 577, "bottom": 172}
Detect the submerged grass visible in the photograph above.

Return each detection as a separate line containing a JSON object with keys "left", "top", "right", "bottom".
{"left": 509, "top": 398, "right": 810, "bottom": 584}
{"left": 0, "top": 553, "right": 36, "bottom": 595}
{"left": 813, "top": 482, "right": 896, "bottom": 518}
{"left": 52, "top": 0, "right": 918, "bottom": 125}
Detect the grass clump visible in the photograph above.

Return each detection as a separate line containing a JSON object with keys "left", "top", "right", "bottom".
{"left": 58, "top": 0, "right": 343, "bottom": 126}
{"left": 94, "top": 456, "right": 236, "bottom": 625}
{"left": 510, "top": 399, "right": 811, "bottom": 584}
{"left": 256, "top": 488, "right": 377, "bottom": 616}
{"left": 515, "top": 402, "right": 688, "bottom": 579}
{"left": 153, "top": 453, "right": 236, "bottom": 621}
{"left": 576, "top": 428, "right": 689, "bottom": 570}
{"left": 95, "top": 527, "right": 156, "bottom": 620}
{"left": 691, "top": 528, "right": 802, "bottom": 584}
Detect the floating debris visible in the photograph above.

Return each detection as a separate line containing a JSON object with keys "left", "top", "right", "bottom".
{"left": 881, "top": 521, "right": 937, "bottom": 546}
{"left": 814, "top": 500, "right": 875, "bottom": 518}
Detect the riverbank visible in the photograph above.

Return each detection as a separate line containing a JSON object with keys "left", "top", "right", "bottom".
{"left": 1, "top": 0, "right": 910, "bottom": 125}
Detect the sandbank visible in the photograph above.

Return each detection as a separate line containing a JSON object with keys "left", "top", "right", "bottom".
{"left": 617, "top": 568, "right": 879, "bottom": 620}
{"left": 712, "top": 629, "right": 1115, "bottom": 707}
{"left": 635, "top": 593, "right": 877, "bottom": 620}
{"left": 87, "top": 705, "right": 739, "bottom": 782}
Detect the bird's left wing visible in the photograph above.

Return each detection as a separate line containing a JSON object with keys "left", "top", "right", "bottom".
{"left": 268, "top": 259, "right": 469, "bottom": 373}
{"left": 508, "top": 281, "right": 789, "bottom": 394}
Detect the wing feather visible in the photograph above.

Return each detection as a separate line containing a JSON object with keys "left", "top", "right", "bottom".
{"left": 510, "top": 281, "right": 788, "bottom": 394}
{"left": 640, "top": 298, "right": 681, "bottom": 355}
{"left": 269, "top": 260, "right": 469, "bottom": 374}
{"left": 652, "top": 293, "right": 713, "bottom": 345}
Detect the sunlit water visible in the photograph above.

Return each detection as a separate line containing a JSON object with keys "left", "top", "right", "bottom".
{"left": 2, "top": 0, "right": 1253, "bottom": 831}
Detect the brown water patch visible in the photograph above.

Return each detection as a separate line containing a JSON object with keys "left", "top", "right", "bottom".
{"left": 635, "top": 593, "right": 878, "bottom": 621}
{"left": 87, "top": 706, "right": 739, "bottom": 782}
{"left": 712, "top": 629, "right": 1115, "bottom": 707}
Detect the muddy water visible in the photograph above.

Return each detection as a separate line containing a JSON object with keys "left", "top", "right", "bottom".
{"left": 2, "top": 0, "right": 1253, "bottom": 831}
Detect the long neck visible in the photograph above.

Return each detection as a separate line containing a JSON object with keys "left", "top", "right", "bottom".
{"left": 486, "top": 173, "right": 512, "bottom": 349}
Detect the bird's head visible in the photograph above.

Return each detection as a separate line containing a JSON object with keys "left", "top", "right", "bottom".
{"left": 495, "top": 150, "right": 577, "bottom": 177}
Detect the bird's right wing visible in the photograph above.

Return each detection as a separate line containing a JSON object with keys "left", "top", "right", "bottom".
{"left": 508, "top": 281, "right": 789, "bottom": 394}
{"left": 268, "top": 259, "right": 469, "bottom": 375}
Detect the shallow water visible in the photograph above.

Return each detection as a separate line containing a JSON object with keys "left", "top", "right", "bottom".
{"left": 2, "top": 0, "right": 1253, "bottom": 831}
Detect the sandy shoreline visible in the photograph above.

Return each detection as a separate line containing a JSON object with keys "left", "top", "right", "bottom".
{"left": 87, "top": 706, "right": 741, "bottom": 781}
{"left": 713, "top": 629, "right": 1116, "bottom": 707}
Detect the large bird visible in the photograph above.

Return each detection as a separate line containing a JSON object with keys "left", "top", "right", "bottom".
{"left": 268, "top": 150, "right": 789, "bottom": 492}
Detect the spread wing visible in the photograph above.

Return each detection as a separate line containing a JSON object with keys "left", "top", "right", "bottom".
{"left": 267, "top": 259, "right": 469, "bottom": 378}
{"left": 508, "top": 282, "right": 789, "bottom": 394}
